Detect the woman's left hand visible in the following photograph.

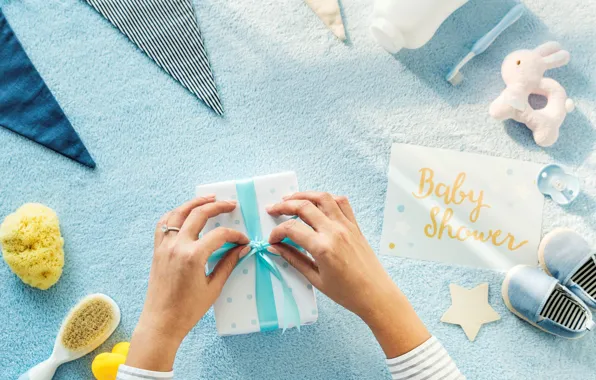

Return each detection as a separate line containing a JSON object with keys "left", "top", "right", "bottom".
{"left": 126, "top": 196, "right": 250, "bottom": 371}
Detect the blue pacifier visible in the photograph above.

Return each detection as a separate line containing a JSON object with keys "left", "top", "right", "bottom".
{"left": 537, "top": 164, "right": 580, "bottom": 205}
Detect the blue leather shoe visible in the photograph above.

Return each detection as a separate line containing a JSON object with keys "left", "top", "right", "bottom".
{"left": 502, "top": 265, "right": 594, "bottom": 339}
{"left": 538, "top": 229, "right": 596, "bottom": 309}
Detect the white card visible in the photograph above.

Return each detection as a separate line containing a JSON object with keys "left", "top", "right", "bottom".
{"left": 196, "top": 172, "right": 318, "bottom": 336}
{"left": 380, "top": 144, "right": 545, "bottom": 271}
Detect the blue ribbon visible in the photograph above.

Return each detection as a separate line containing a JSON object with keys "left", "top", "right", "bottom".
{"left": 207, "top": 179, "right": 302, "bottom": 332}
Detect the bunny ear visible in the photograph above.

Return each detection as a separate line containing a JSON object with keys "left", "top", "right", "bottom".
{"left": 543, "top": 50, "right": 570, "bottom": 69}
{"left": 535, "top": 41, "right": 563, "bottom": 57}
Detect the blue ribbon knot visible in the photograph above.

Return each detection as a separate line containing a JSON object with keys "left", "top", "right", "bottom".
{"left": 249, "top": 240, "right": 270, "bottom": 252}
{"left": 207, "top": 179, "right": 301, "bottom": 332}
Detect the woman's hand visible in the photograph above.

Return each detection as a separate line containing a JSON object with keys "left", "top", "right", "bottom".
{"left": 266, "top": 192, "right": 430, "bottom": 357}
{"left": 126, "top": 196, "right": 250, "bottom": 371}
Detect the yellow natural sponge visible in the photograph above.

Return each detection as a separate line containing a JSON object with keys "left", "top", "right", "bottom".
{"left": 0, "top": 203, "right": 64, "bottom": 290}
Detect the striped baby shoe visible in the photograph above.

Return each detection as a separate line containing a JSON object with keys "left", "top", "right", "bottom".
{"left": 539, "top": 229, "right": 596, "bottom": 309}
{"left": 502, "top": 265, "right": 594, "bottom": 339}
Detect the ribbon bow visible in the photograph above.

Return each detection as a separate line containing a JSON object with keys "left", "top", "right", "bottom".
{"left": 207, "top": 179, "right": 301, "bottom": 332}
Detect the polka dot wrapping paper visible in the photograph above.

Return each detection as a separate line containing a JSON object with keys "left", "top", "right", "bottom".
{"left": 196, "top": 172, "right": 318, "bottom": 336}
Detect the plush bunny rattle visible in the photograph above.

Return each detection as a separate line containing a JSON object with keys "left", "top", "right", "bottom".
{"left": 490, "top": 41, "right": 574, "bottom": 147}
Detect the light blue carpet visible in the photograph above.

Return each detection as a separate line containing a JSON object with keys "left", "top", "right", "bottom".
{"left": 1, "top": 0, "right": 595, "bottom": 378}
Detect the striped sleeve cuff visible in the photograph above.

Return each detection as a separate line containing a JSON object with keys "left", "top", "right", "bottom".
{"left": 117, "top": 365, "right": 174, "bottom": 380}
{"left": 386, "top": 336, "right": 464, "bottom": 380}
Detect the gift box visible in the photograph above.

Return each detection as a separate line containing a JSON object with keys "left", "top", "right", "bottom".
{"left": 196, "top": 172, "right": 318, "bottom": 336}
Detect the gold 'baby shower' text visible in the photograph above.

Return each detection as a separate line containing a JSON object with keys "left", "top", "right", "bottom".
{"left": 412, "top": 168, "right": 528, "bottom": 251}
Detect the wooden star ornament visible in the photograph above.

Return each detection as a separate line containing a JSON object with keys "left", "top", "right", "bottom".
{"left": 441, "top": 283, "right": 500, "bottom": 341}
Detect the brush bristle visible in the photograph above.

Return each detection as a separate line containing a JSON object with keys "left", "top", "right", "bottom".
{"left": 61, "top": 297, "right": 115, "bottom": 351}
{"left": 448, "top": 71, "right": 464, "bottom": 86}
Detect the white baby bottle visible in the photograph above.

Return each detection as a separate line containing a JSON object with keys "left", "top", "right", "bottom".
{"left": 371, "top": 0, "right": 469, "bottom": 54}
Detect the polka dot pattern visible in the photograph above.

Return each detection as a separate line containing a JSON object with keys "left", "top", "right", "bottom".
{"left": 389, "top": 242, "right": 395, "bottom": 249}
{"left": 397, "top": 205, "right": 405, "bottom": 213}
{"left": 197, "top": 176, "right": 318, "bottom": 335}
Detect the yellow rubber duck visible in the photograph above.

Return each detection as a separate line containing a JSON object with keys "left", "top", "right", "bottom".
{"left": 92, "top": 342, "right": 130, "bottom": 380}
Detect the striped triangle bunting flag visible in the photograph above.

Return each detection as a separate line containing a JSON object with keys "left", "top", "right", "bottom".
{"left": 85, "top": 0, "right": 223, "bottom": 115}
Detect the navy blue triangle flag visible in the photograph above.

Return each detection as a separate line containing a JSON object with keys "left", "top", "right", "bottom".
{"left": 84, "top": 0, "right": 223, "bottom": 115}
{"left": 0, "top": 10, "right": 96, "bottom": 168}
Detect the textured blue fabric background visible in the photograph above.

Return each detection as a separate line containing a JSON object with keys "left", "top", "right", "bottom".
{"left": 1, "top": 0, "right": 595, "bottom": 378}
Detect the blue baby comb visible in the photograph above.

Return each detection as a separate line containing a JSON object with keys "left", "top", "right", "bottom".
{"left": 537, "top": 164, "right": 580, "bottom": 205}
{"left": 447, "top": 4, "right": 525, "bottom": 85}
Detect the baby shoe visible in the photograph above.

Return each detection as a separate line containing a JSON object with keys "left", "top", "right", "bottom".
{"left": 502, "top": 265, "right": 594, "bottom": 339}
{"left": 538, "top": 228, "right": 596, "bottom": 309}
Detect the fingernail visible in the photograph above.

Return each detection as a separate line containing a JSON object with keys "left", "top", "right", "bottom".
{"left": 239, "top": 246, "right": 251, "bottom": 258}
{"left": 205, "top": 194, "right": 216, "bottom": 198}
{"left": 282, "top": 194, "right": 293, "bottom": 200}
{"left": 227, "top": 200, "right": 237, "bottom": 205}
{"left": 265, "top": 204, "right": 274, "bottom": 212}
{"left": 267, "top": 246, "right": 280, "bottom": 255}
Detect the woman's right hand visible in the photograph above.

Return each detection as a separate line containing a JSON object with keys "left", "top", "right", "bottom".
{"left": 266, "top": 192, "right": 430, "bottom": 357}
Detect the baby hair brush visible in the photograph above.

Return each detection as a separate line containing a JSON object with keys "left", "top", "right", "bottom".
{"left": 19, "top": 294, "right": 121, "bottom": 380}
